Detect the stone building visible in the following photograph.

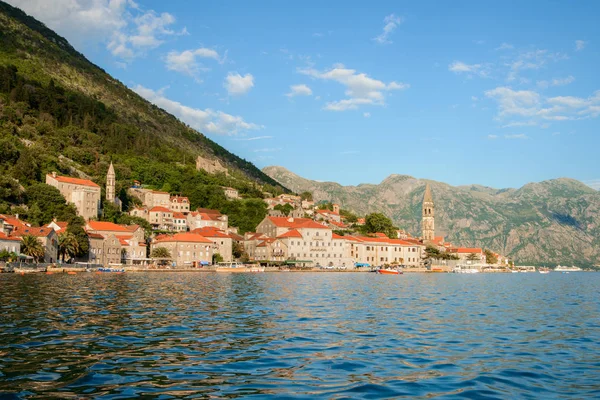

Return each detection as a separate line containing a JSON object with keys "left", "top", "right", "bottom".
{"left": 11, "top": 226, "right": 58, "bottom": 263}
{"left": 152, "top": 232, "right": 215, "bottom": 267}
{"left": 46, "top": 172, "right": 101, "bottom": 220}
{"left": 196, "top": 155, "right": 228, "bottom": 175}
{"left": 422, "top": 183, "right": 435, "bottom": 242}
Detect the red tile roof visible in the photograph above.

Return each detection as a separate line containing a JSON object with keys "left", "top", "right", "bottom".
{"left": 11, "top": 226, "right": 55, "bottom": 238}
{"left": 172, "top": 212, "right": 186, "bottom": 219}
{"left": 196, "top": 208, "right": 222, "bottom": 216}
{"left": 150, "top": 206, "right": 171, "bottom": 213}
{"left": 87, "top": 232, "right": 105, "bottom": 239}
{"left": 329, "top": 220, "right": 348, "bottom": 228}
{"left": 267, "top": 217, "right": 328, "bottom": 229}
{"left": 170, "top": 196, "right": 189, "bottom": 203}
{"left": 190, "top": 227, "right": 232, "bottom": 238}
{"left": 87, "top": 221, "right": 131, "bottom": 232}
{"left": 47, "top": 174, "right": 99, "bottom": 188}
{"left": 0, "top": 214, "right": 29, "bottom": 228}
{"left": 0, "top": 232, "right": 20, "bottom": 241}
{"left": 154, "top": 233, "right": 212, "bottom": 243}
{"left": 277, "top": 229, "right": 303, "bottom": 238}
{"left": 257, "top": 238, "right": 277, "bottom": 247}
{"left": 332, "top": 233, "right": 345, "bottom": 239}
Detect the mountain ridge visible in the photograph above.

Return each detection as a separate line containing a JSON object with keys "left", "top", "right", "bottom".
{"left": 263, "top": 165, "right": 600, "bottom": 266}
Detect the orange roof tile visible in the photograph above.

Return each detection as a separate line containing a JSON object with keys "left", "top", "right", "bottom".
{"left": 150, "top": 206, "right": 171, "bottom": 213}
{"left": 11, "top": 226, "right": 54, "bottom": 238}
{"left": 0, "top": 232, "right": 20, "bottom": 241}
{"left": 87, "top": 232, "right": 105, "bottom": 239}
{"left": 87, "top": 221, "right": 131, "bottom": 232}
{"left": 332, "top": 233, "right": 345, "bottom": 239}
{"left": 47, "top": 174, "right": 99, "bottom": 188}
{"left": 277, "top": 229, "right": 303, "bottom": 238}
{"left": 0, "top": 214, "right": 29, "bottom": 228}
{"left": 172, "top": 212, "right": 186, "bottom": 219}
{"left": 267, "top": 217, "right": 329, "bottom": 230}
{"left": 190, "top": 227, "right": 232, "bottom": 238}
{"left": 170, "top": 196, "right": 189, "bottom": 203}
{"left": 450, "top": 247, "right": 483, "bottom": 254}
{"left": 154, "top": 232, "right": 212, "bottom": 244}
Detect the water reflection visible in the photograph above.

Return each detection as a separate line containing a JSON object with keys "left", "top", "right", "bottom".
{"left": 1, "top": 272, "right": 599, "bottom": 398}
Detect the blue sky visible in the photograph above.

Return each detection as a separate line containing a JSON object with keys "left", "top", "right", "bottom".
{"left": 10, "top": 0, "right": 600, "bottom": 189}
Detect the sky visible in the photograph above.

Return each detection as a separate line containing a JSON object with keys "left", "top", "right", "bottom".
{"left": 8, "top": 0, "right": 600, "bottom": 190}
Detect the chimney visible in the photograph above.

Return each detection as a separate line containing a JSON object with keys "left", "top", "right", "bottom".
{"left": 52, "top": 171, "right": 57, "bottom": 178}
{"left": 287, "top": 217, "right": 294, "bottom": 223}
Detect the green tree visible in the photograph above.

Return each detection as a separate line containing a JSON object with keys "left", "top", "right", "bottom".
{"left": 0, "top": 249, "right": 18, "bottom": 262}
{"left": 151, "top": 247, "right": 171, "bottom": 259}
{"left": 274, "top": 203, "right": 294, "bottom": 216}
{"left": 24, "top": 183, "right": 69, "bottom": 225}
{"left": 212, "top": 253, "right": 224, "bottom": 263}
{"left": 20, "top": 235, "right": 45, "bottom": 262}
{"left": 300, "top": 191, "right": 313, "bottom": 201}
{"left": 58, "top": 232, "right": 80, "bottom": 262}
{"left": 232, "top": 241, "right": 244, "bottom": 259}
{"left": 364, "top": 212, "right": 397, "bottom": 239}
{"left": 13, "top": 148, "right": 40, "bottom": 185}
{"left": 483, "top": 249, "right": 498, "bottom": 264}
{"left": 466, "top": 253, "right": 480, "bottom": 262}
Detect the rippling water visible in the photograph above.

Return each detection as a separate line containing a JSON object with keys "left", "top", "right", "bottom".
{"left": 1, "top": 272, "right": 599, "bottom": 399}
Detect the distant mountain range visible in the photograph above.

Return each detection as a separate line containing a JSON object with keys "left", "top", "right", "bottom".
{"left": 263, "top": 166, "right": 600, "bottom": 267}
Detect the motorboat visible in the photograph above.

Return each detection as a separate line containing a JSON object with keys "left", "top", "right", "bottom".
{"left": 539, "top": 267, "right": 550, "bottom": 274}
{"left": 377, "top": 268, "right": 402, "bottom": 275}
{"left": 454, "top": 265, "right": 480, "bottom": 274}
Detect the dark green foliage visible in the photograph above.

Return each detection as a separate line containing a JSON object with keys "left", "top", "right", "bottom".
{"left": 300, "top": 191, "right": 313, "bottom": 201}
{"left": 425, "top": 245, "right": 459, "bottom": 260}
{"left": 363, "top": 212, "right": 398, "bottom": 239}
{"left": 484, "top": 249, "right": 497, "bottom": 264}
{"left": 24, "top": 183, "right": 69, "bottom": 226}
{"left": 222, "top": 199, "right": 268, "bottom": 234}
{"left": 274, "top": 203, "right": 294, "bottom": 216}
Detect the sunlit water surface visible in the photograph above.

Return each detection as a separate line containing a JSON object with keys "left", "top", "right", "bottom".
{"left": 1, "top": 272, "right": 599, "bottom": 399}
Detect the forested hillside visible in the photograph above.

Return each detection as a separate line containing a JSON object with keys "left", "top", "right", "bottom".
{"left": 0, "top": 1, "right": 287, "bottom": 234}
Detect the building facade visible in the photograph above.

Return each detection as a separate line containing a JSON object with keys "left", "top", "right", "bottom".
{"left": 46, "top": 172, "right": 101, "bottom": 220}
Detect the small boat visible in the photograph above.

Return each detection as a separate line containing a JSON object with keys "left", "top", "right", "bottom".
{"left": 539, "top": 267, "right": 550, "bottom": 274}
{"left": 454, "top": 265, "right": 480, "bottom": 274}
{"left": 377, "top": 268, "right": 402, "bottom": 275}
{"left": 97, "top": 267, "right": 125, "bottom": 273}
{"left": 215, "top": 262, "right": 265, "bottom": 273}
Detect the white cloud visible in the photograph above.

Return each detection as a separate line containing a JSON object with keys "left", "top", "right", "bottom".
{"left": 132, "top": 85, "right": 260, "bottom": 135}
{"left": 485, "top": 87, "right": 541, "bottom": 117}
{"left": 7, "top": 0, "right": 186, "bottom": 60}
{"left": 504, "top": 134, "right": 529, "bottom": 139}
{"left": 537, "top": 76, "right": 575, "bottom": 89}
{"left": 165, "top": 48, "right": 223, "bottom": 80}
{"left": 495, "top": 42, "right": 514, "bottom": 51}
{"left": 224, "top": 73, "right": 254, "bottom": 96}
{"left": 363, "top": 112, "right": 371, "bottom": 118}
{"left": 298, "top": 64, "right": 408, "bottom": 111}
{"left": 575, "top": 40, "right": 586, "bottom": 51}
{"left": 373, "top": 14, "right": 403, "bottom": 44}
{"left": 448, "top": 61, "right": 490, "bottom": 77}
{"left": 486, "top": 86, "right": 600, "bottom": 124}
{"left": 286, "top": 84, "right": 312, "bottom": 97}
{"left": 506, "top": 49, "right": 568, "bottom": 82}
{"left": 488, "top": 134, "right": 498, "bottom": 139}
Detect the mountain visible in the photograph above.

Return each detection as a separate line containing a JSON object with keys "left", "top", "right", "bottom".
{"left": 263, "top": 166, "right": 600, "bottom": 267}
{"left": 0, "top": 1, "right": 286, "bottom": 196}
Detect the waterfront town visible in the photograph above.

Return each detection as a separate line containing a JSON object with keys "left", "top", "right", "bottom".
{"left": 1, "top": 156, "right": 516, "bottom": 272}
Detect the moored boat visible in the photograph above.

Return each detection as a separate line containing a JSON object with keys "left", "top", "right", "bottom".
{"left": 215, "top": 262, "right": 265, "bottom": 273}
{"left": 97, "top": 267, "right": 125, "bottom": 273}
{"left": 377, "top": 268, "right": 402, "bottom": 275}
{"left": 539, "top": 267, "right": 550, "bottom": 274}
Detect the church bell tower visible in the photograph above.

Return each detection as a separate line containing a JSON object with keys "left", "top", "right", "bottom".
{"left": 422, "top": 183, "right": 435, "bottom": 242}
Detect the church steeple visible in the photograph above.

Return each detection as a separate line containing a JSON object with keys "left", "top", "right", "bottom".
{"left": 106, "top": 162, "right": 115, "bottom": 203}
{"left": 422, "top": 183, "right": 435, "bottom": 242}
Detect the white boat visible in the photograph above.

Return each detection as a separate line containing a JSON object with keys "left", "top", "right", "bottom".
{"left": 453, "top": 265, "right": 480, "bottom": 274}
{"left": 554, "top": 265, "right": 582, "bottom": 272}
{"left": 215, "top": 262, "right": 265, "bottom": 273}
{"left": 539, "top": 267, "right": 550, "bottom": 274}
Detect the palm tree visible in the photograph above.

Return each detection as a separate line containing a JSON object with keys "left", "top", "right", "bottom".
{"left": 466, "top": 253, "right": 480, "bottom": 262}
{"left": 58, "top": 233, "right": 80, "bottom": 263}
{"left": 20, "top": 235, "right": 45, "bottom": 263}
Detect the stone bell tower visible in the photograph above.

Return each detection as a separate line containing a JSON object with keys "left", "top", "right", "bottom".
{"left": 422, "top": 183, "right": 435, "bottom": 242}
{"left": 106, "top": 162, "right": 116, "bottom": 203}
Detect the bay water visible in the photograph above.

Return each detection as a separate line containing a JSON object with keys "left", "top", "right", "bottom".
{"left": 1, "top": 272, "right": 599, "bottom": 398}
